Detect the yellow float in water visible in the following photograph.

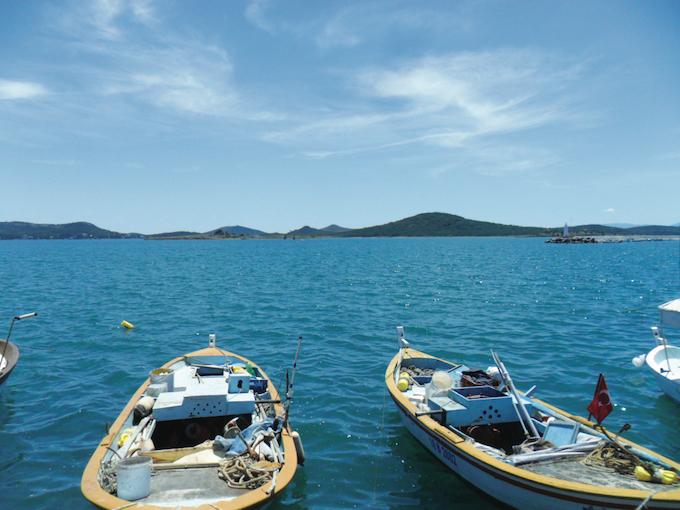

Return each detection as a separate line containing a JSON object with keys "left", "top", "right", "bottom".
{"left": 121, "top": 320, "right": 135, "bottom": 330}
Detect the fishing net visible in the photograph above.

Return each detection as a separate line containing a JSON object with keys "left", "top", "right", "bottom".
{"left": 523, "top": 456, "right": 657, "bottom": 491}
{"left": 402, "top": 365, "right": 435, "bottom": 377}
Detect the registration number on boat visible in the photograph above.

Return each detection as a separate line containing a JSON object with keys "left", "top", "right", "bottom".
{"left": 429, "top": 437, "right": 457, "bottom": 466}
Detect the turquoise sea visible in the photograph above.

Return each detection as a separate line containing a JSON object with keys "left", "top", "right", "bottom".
{"left": 1, "top": 238, "right": 679, "bottom": 509}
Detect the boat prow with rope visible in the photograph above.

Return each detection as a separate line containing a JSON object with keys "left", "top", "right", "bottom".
{"left": 82, "top": 334, "right": 303, "bottom": 509}
{"left": 387, "top": 326, "right": 680, "bottom": 510}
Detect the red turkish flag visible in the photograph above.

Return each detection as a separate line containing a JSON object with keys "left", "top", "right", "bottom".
{"left": 587, "top": 373, "right": 613, "bottom": 424}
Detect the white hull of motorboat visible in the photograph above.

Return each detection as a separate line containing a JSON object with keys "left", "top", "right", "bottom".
{"left": 645, "top": 344, "right": 680, "bottom": 403}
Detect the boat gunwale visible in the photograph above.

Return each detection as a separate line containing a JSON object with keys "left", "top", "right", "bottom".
{"left": 81, "top": 346, "right": 298, "bottom": 510}
{"left": 386, "top": 347, "right": 680, "bottom": 504}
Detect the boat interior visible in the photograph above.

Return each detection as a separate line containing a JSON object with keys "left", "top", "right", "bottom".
{"left": 98, "top": 354, "right": 286, "bottom": 507}
{"left": 396, "top": 353, "right": 678, "bottom": 490}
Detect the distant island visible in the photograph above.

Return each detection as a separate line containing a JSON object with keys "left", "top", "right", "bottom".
{"left": 0, "top": 221, "right": 143, "bottom": 240}
{"left": 1, "top": 213, "right": 679, "bottom": 240}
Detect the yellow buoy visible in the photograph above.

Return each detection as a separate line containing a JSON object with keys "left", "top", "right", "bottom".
{"left": 397, "top": 377, "right": 409, "bottom": 392}
{"left": 634, "top": 466, "right": 652, "bottom": 482}
{"left": 658, "top": 469, "right": 678, "bottom": 485}
{"left": 121, "top": 320, "right": 135, "bottom": 330}
{"left": 117, "top": 428, "right": 134, "bottom": 447}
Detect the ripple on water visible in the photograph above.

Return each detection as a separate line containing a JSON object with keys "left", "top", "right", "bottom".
{"left": 0, "top": 238, "right": 679, "bottom": 509}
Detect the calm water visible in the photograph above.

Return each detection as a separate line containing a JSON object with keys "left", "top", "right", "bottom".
{"left": 1, "top": 238, "right": 679, "bottom": 509}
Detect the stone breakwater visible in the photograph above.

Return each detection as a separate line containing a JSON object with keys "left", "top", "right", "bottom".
{"left": 547, "top": 235, "right": 680, "bottom": 244}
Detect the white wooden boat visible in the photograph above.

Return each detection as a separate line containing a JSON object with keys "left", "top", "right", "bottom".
{"left": 0, "top": 339, "right": 19, "bottom": 385}
{"left": 633, "top": 299, "right": 680, "bottom": 403}
{"left": 387, "top": 327, "right": 680, "bottom": 510}
{"left": 0, "top": 312, "right": 37, "bottom": 386}
{"left": 82, "top": 334, "right": 302, "bottom": 509}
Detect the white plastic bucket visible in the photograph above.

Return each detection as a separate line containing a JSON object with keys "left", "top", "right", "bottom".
{"left": 149, "top": 368, "right": 171, "bottom": 384}
{"left": 149, "top": 367, "right": 173, "bottom": 392}
{"left": 117, "top": 456, "right": 152, "bottom": 500}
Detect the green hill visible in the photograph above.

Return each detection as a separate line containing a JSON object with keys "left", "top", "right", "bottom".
{"left": 0, "top": 221, "right": 137, "bottom": 240}
{"left": 287, "top": 226, "right": 325, "bottom": 237}
{"left": 336, "top": 213, "right": 550, "bottom": 237}
{"left": 321, "top": 224, "right": 352, "bottom": 233}
{"left": 209, "top": 225, "right": 268, "bottom": 237}
{"left": 624, "top": 225, "right": 680, "bottom": 235}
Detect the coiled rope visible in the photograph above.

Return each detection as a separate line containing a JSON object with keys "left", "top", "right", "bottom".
{"left": 98, "top": 459, "right": 118, "bottom": 494}
{"left": 582, "top": 442, "right": 656, "bottom": 476}
{"left": 217, "top": 455, "right": 280, "bottom": 490}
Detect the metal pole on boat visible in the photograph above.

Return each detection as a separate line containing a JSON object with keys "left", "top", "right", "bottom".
{"left": 284, "top": 336, "right": 302, "bottom": 428}
{"left": 491, "top": 350, "right": 540, "bottom": 440}
{"left": 660, "top": 330, "right": 672, "bottom": 374}
{"left": 396, "top": 326, "right": 409, "bottom": 384}
{"left": 1, "top": 312, "right": 37, "bottom": 362}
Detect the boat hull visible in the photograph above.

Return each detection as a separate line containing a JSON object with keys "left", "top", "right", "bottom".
{"left": 388, "top": 349, "right": 680, "bottom": 510}
{"left": 82, "top": 346, "right": 298, "bottom": 510}
{"left": 0, "top": 341, "right": 19, "bottom": 386}
{"left": 650, "top": 368, "right": 680, "bottom": 403}
{"left": 645, "top": 345, "right": 680, "bottom": 403}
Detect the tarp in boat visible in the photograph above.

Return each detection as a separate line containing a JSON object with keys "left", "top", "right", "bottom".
{"left": 659, "top": 298, "right": 680, "bottom": 329}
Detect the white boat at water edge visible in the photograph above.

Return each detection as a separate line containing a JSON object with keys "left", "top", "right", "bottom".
{"left": 0, "top": 312, "right": 38, "bottom": 386}
{"left": 633, "top": 299, "right": 680, "bottom": 403}
{"left": 388, "top": 327, "right": 680, "bottom": 510}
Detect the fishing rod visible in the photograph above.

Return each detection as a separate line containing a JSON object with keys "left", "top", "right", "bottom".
{"left": 283, "top": 336, "right": 302, "bottom": 428}
{"left": 1, "top": 312, "right": 38, "bottom": 363}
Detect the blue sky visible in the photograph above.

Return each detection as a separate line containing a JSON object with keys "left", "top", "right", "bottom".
{"left": 1, "top": 0, "right": 679, "bottom": 233}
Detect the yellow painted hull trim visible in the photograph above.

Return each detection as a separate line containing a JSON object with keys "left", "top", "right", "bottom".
{"left": 81, "top": 346, "right": 298, "bottom": 510}
{"left": 386, "top": 348, "right": 680, "bottom": 509}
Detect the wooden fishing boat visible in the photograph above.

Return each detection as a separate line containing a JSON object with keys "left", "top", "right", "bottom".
{"left": 387, "top": 327, "right": 680, "bottom": 510}
{"left": 0, "top": 339, "right": 19, "bottom": 385}
{"left": 633, "top": 299, "right": 680, "bottom": 403}
{"left": 0, "top": 312, "right": 38, "bottom": 386}
{"left": 82, "top": 334, "right": 302, "bottom": 509}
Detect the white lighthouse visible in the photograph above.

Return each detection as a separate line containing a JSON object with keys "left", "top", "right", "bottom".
{"left": 563, "top": 223, "right": 569, "bottom": 238}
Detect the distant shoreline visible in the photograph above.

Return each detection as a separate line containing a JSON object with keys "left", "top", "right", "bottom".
{"left": 2, "top": 213, "right": 679, "bottom": 240}
{"left": 3, "top": 235, "right": 680, "bottom": 243}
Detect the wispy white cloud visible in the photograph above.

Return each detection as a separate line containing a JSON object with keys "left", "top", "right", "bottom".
{"left": 0, "top": 79, "right": 48, "bottom": 100}
{"left": 53, "top": 1, "right": 279, "bottom": 120}
{"left": 266, "top": 49, "right": 585, "bottom": 173}
{"left": 97, "top": 46, "right": 239, "bottom": 117}
{"left": 130, "top": 0, "right": 155, "bottom": 26}
{"left": 359, "top": 50, "right": 574, "bottom": 136}
{"left": 314, "top": 3, "right": 471, "bottom": 49}
{"left": 60, "top": 0, "right": 156, "bottom": 40}
{"left": 244, "top": 0, "right": 273, "bottom": 33}
{"left": 315, "top": 15, "right": 361, "bottom": 48}
{"left": 604, "top": 207, "right": 616, "bottom": 213}
{"left": 30, "top": 159, "right": 79, "bottom": 166}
